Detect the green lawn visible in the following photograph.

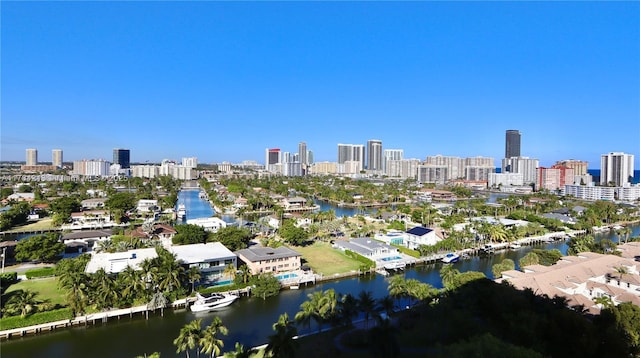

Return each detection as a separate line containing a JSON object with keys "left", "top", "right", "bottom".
{"left": 4, "top": 277, "right": 67, "bottom": 307}
{"left": 291, "top": 242, "right": 362, "bottom": 276}
{"left": 6, "top": 217, "right": 56, "bottom": 232}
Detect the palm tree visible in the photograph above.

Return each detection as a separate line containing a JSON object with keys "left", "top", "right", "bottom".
{"left": 615, "top": 266, "right": 629, "bottom": 286}
{"left": 223, "top": 342, "right": 255, "bottom": 358}
{"left": 265, "top": 313, "right": 298, "bottom": 358}
{"left": 174, "top": 319, "right": 204, "bottom": 358}
{"left": 439, "top": 263, "right": 460, "bottom": 290}
{"left": 336, "top": 293, "right": 359, "bottom": 328}
{"left": 119, "top": 265, "right": 145, "bottom": 303}
{"left": 147, "top": 291, "right": 169, "bottom": 317}
{"left": 223, "top": 263, "right": 237, "bottom": 282}
{"left": 387, "top": 275, "right": 408, "bottom": 307}
{"left": 294, "top": 299, "right": 316, "bottom": 333}
{"left": 487, "top": 225, "right": 509, "bottom": 243}
{"left": 92, "top": 268, "right": 118, "bottom": 310}
{"left": 377, "top": 295, "right": 395, "bottom": 317}
{"left": 2, "top": 289, "right": 43, "bottom": 317}
{"left": 357, "top": 290, "right": 376, "bottom": 329}
{"left": 368, "top": 315, "right": 399, "bottom": 358}
{"left": 186, "top": 266, "right": 201, "bottom": 293}
{"left": 200, "top": 317, "right": 228, "bottom": 358}
{"left": 237, "top": 264, "right": 252, "bottom": 285}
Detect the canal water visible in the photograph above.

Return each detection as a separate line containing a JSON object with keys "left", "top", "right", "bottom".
{"left": 3, "top": 192, "right": 639, "bottom": 357}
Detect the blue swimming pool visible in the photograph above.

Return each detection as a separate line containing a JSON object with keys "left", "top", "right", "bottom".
{"left": 381, "top": 256, "right": 402, "bottom": 262}
{"left": 275, "top": 273, "right": 298, "bottom": 280}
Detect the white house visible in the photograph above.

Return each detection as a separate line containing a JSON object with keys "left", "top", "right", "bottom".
{"left": 405, "top": 227, "right": 442, "bottom": 250}
{"left": 136, "top": 199, "right": 159, "bottom": 213}
{"left": 186, "top": 217, "right": 227, "bottom": 233}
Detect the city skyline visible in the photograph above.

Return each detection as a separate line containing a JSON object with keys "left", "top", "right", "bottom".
{"left": 2, "top": 2, "right": 639, "bottom": 167}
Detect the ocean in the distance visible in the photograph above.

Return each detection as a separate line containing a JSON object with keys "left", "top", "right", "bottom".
{"left": 588, "top": 169, "right": 640, "bottom": 184}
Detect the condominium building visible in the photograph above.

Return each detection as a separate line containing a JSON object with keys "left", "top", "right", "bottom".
{"left": 113, "top": 148, "right": 130, "bottom": 169}
{"left": 505, "top": 129, "right": 521, "bottom": 158}
{"left": 367, "top": 139, "right": 383, "bottom": 171}
{"left": 536, "top": 166, "right": 575, "bottom": 192}
{"left": 385, "top": 158, "right": 419, "bottom": 179}
{"left": 555, "top": 160, "right": 588, "bottom": 176}
{"left": 339, "top": 160, "right": 363, "bottom": 175}
{"left": 265, "top": 148, "right": 281, "bottom": 173}
{"left": 417, "top": 165, "right": 448, "bottom": 184}
{"left": 309, "top": 161, "right": 337, "bottom": 175}
{"left": 337, "top": 144, "right": 365, "bottom": 169}
{"left": 52, "top": 149, "right": 63, "bottom": 168}
{"left": 383, "top": 149, "right": 404, "bottom": 172}
{"left": 616, "top": 185, "right": 640, "bottom": 202}
{"left": 488, "top": 173, "right": 524, "bottom": 188}
{"left": 181, "top": 157, "right": 198, "bottom": 168}
{"left": 600, "top": 152, "right": 635, "bottom": 186}
{"left": 73, "top": 159, "right": 111, "bottom": 177}
{"left": 563, "top": 183, "right": 615, "bottom": 201}
{"left": 298, "top": 142, "right": 308, "bottom": 166}
{"left": 26, "top": 148, "right": 38, "bottom": 166}
{"left": 131, "top": 165, "right": 160, "bottom": 178}
{"left": 425, "top": 155, "right": 465, "bottom": 181}
{"left": 501, "top": 157, "right": 539, "bottom": 184}
{"left": 465, "top": 166, "right": 495, "bottom": 181}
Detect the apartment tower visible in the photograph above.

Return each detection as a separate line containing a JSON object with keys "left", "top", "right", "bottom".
{"left": 367, "top": 139, "right": 383, "bottom": 171}
{"left": 26, "top": 148, "right": 38, "bottom": 166}
{"left": 505, "top": 130, "right": 521, "bottom": 158}
{"left": 52, "top": 149, "right": 63, "bottom": 168}
{"left": 113, "top": 148, "right": 130, "bottom": 169}
{"left": 600, "top": 152, "right": 635, "bottom": 186}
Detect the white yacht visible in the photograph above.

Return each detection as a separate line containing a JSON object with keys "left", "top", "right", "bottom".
{"left": 189, "top": 293, "right": 238, "bottom": 313}
{"left": 441, "top": 253, "right": 460, "bottom": 264}
{"left": 177, "top": 204, "right": 186, "bottom": 221}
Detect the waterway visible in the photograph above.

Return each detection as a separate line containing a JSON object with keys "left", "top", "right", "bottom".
{"left": 3, "top": 193, "right": 639, "bottom": 357}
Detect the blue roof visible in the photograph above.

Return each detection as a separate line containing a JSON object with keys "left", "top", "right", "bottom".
{"left": 406, "top": 227, "right": 433, "bottom": 236}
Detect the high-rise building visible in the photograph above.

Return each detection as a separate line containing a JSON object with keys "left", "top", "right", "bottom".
{"left": 52, "top": 149, "right": 63, "bottom": 168}
{"left": 501, "top": 157, "right": 539, "bottom": 184}
{"left": 113, "top": 149, "right": 130, "bottom": 169}
{"left": 307, "top": 150, "right": 314, "bottom": 165}
{"left": 600, "top": 152, "right": 635, "bottom": 186}
{"left": 26, "top": 148, "right": 38, "bottom": 166}
{"left": 182, "top": 157, "right": 198, "bottom": 168}
{"left": 536, "top": 166, "right": 575, "bottom": 192}
{"left": 73, "top": 159, "right": 111, "bottom": 176}
{"left": 337, "top": 144, "right": 365, "bottom": 168}
{"left": 425, "top": 155, "right": 465, "bottom": 181}
{"left": 298, "top": 142, "right": 308, "bottom": 166}
{"left": 367, "top": 140, "right": 383, "bottom": 171}
{"left": 555, "top": 160, "right": 588, "bottom": 176}
{"left": 505, "top": 130, "right": 521, "bottom": 158}
{"left": 265, "top": 148, "right": 281, "bottom": 173}
{"left": 383, "top": 149, "right": 404, "bottom": 172}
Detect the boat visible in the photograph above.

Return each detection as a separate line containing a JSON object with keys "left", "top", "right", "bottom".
{"left": 442, "top": 253, "right": 460, "bottom": 264}
{"left": 189, "top": 292, "right": 238, "bottom": 313}
{"left": 289, "top": 285, "right": 299, "bottom": 290}
{"left": 383, "top": 261, "right": 406, "bottom": 270}
{"left": 509, "top": 243, "right": 522, "bottom": 250}
{"left": 177, "top": 204, "right": 186, "bottom": 221}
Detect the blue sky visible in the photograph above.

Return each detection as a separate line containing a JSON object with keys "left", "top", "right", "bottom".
{"left": 2, "top": 2, "right": 639, "bottom": 168}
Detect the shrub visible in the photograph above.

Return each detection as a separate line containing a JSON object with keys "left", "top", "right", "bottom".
{"left": 0, "top": 308, "right": 72, "bottom": 330}
{"left": 25, "top": 267, "right": 56, "bottom": 279}
{"left": 344, "top": 250, "right": 375, "bottom": 270}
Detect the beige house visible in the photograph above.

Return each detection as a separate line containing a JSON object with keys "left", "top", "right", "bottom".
{"left": 499, "top": 243, "right": 640, "bottom": 314}
{"left": 235, "top": 246, "right": 301, "bottom": 275}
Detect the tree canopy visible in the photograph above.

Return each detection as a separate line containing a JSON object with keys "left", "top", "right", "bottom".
{"left": 15, "top": 233, "right": 65, "bottom": 262}
{"left": 210, "top": 226, "right": 252, "bottom": 251}
{"left": 173, "top": 224, "right": 209, "bottom": 245}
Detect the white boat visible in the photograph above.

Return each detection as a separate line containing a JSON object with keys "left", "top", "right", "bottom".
{"left": 189, "top": 293, "right": 238, "bottom": 313}
{"left": 383, "top": 261, "right": 406, "bottom": 270}
{"left": 509, "top": 243, "right": 522, "bottom": 249}
{"left": 441, "top": 253, "right": 460, "bottom": 264}
{"left": 177, "top": 204, "right": 186, "bottom": 221}
{"left": 289, "top": 285, "right": 299, "bottom": 290}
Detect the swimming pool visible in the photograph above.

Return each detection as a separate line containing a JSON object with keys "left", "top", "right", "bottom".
{"left": 275, "top": 273, "right": 299, "bottom": 280}
{"left": 381, "top": 256, "right": 402, "bottom": 262}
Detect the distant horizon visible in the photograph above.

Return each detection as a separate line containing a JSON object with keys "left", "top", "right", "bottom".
{"left": 2, "top": 2, "right": 639, "bottom": 167}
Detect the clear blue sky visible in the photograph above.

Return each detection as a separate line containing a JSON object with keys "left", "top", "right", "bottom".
{"left": 2, "top": 2, "right": 639, "bottom": 168}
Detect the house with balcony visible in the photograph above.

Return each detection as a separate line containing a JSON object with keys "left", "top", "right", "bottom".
{"left": 405, "top": 226, "right": 442, "bottom": 250}
{"left": 235, "top": 246, "right": 301, "bottom": 275}
{"left": 68, "top": 210, "right": 112, "bottom": 228}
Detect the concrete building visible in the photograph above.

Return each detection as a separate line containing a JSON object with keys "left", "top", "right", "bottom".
{"left": 417, "top": 165, "right": 448, "bottom": 184}
{"left": 383, "top": 149, "right": 404, "bottom": 172}
{"left": 465, "top": 165, "right": 495, "bottom": 181}
{"left": 113, "top": 148, "right": 130, "bottom": 169}
{"left": 488, "top": 172, "right": 524, "bottom": 188}
{"left": 425, "top": 155, "right": 464, "bottom": 181}
{"left": 616, "top": 185, "right": 640, "bottom": 202}
{"left": 182, "top": 157, "right": 198, "bottom": 168}
{"left": 26, "top": 148, "right": 38, "bottom": 166}
{"left": 386, "top": 159, "right": 419, "bottom": 179}
{"left": 235, "top": 246, "right": 301, "bottom": 275}
{"left": 502, "top": 157, "right": 539, "bottom": 184}
{"left": 52, "top": 149, "right": 63, "bottom": 168}
{"left": 405, "top": 227, "right": 442, "bottom": 250}
{"left": 536, "top": 165, "right": 575, "bottom": 192}
{"left": 337, "top": 143, "right": 365, "bottom": 169}
{"left": 131, "top": 165, "right": 160, "bottom": 178}
{"left": 298, "top": 142, "right": 308, "bottom": 166}
{"left": 338, "top": 160, "right": 363, "bottom": 175}
{"left": 563, "top": 183, "right": 615, "bottom": 201}
{"left": 505, "top": 129, "right": 521, "bottom": 158}
{"left": 601, "top": 152, "right": 635, "bottom": 186}
{"left": 265, "top": 148, "right": 281, "bottom": 173}
{"left": 310, "top": 161, "right": 337, "bottom": 175}
{"left": 555, "top": 160, "right": 588, "bottom": 176}
{"left": 367, "top": 139, "right": 383, "bottom": 172}
{"left": 73, "top": 159, "right": 111, "bottom": 177}
{"left": 333, "top": 237, "right": 401, "bottom": 263}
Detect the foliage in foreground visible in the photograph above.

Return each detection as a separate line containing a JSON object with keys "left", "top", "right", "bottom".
{"left": 0, "top": 308, "right": 72, "bottom": 330}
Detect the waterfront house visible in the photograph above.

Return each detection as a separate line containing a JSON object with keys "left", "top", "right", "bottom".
{"left": 374, "top": 230, "right": 406, "bottom": 246}
{"left": 85, "top": 242, "right": 237, "bottom": 284}
{"left": 69, "top": 210, "right": 112, "bottom": 228}
{"left": 333, "top": 237, "right": 400, "bottom": 262}
{"left": 136, "top": 199, "right": 159, "bottom": 213}
{"left": 62, "top": 229, "right": 113, "bottom": 252}
{"left": 186, "top": 217, "right": 227, "bottom": 233}
{"left": 282, "top": 197, "right": 307, "bottom": 209}
{"left": 405, "top": 226, "right": 442, "bottom": 250}
{"left": 81, "top": 198, "right": 107, "bottom": 210}
{"left": 235, "top": 246, "right": 301, "bottom": 275}
{"left": 499, "top": 245, "right": 640, "bottom": 314}
{"left": 128, "top": 223, "right": 177, "bottom": 246}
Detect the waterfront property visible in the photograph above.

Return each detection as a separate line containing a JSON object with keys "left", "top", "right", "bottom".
{"left": 66, "top": 210, "right": 112, "bottom": 229}
{"left": 405, "top": 226, "right": 442, "bottom": 250}
{"left": 332, "top": 237, "right": 415, "bottom": 269}
{"left": 128, "top": 223, "right": 177, "bottom": 246}
{"left": 85, "top": 242, "right": 237, "bottom": 284}
{"left": 61, "top": 229, "right": 113, "bottom": 253}
{"left": 186, "top": 217, "right": 227, "bottom": 233}
{"left": 499, "top": 243, "right": 640, "bottom": 314}
{"left": 234, "top": 245, "right": 301, "bottom": 275}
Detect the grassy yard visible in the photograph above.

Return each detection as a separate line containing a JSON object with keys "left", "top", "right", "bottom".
{"left": 6, "top": 217, "right": 56, "bottom": 232}
{"left": 291, "top": 241, "right": 362, "bottom": 276}
{"left": 4, "top": 277, "right": 67, "bottom": 307}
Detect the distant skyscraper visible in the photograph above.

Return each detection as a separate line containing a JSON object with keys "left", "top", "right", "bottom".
{"left": 113, "top": 148, "right": 130, "bottom": 169}
{"left": 555, "top": 160, "right": 588, "bottom": 176}
{"left": 298, "top": 142, "right": 308, "bottom": 165}
{"left": 265, "top": 148, "right": 281, "bottom": 172}
{"left": 26, "top": 148, "right": 38, "bottom": 166}
{"left": 600, "top": 152, "right": 635, "bottom": 186}
{"left": 383, "top": 149, "right": 404, "bottom": 172}
{"left": 505, "top": 130, "right": 521, "bottom": 158}
{"left": 367, "top": 140, "right": 383, "bottom": 171}
{"left": 52, "top": 149, "right": 63, "bottom": 168}
{"left": 337, "top": 144, "right": 365, "bottom": 168}
{"left": 182, "top": 157, "right": 198, "bottom": 168}
{"left": 501, "top": 157, "right": 539, "bottom": 184}
{"left": 307, "top": 150, "right": 314, "bottom": 165}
